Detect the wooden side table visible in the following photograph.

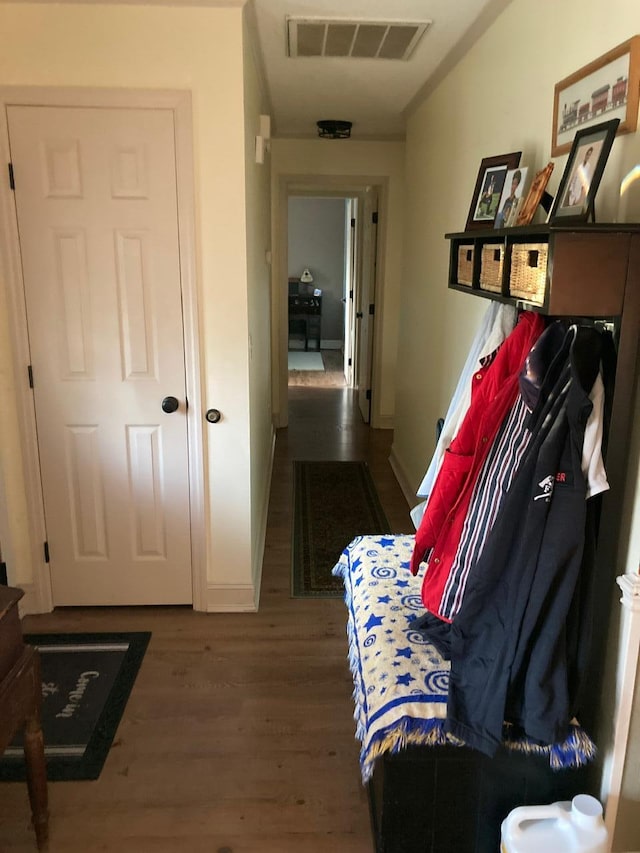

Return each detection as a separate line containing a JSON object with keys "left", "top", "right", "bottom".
{"left": 288, "top": 293, "right": 322, "bottom": 351}
{"left": 0, "top": 586, "right": 48, "bottom": 850}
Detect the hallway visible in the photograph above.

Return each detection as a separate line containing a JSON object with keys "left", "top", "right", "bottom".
{"left": 0, "top": 389, "right": 413, "bottom": 853}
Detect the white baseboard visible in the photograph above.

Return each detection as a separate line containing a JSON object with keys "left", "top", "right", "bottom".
{"left": 16, "top": 582, "right": 42, "bottom": 616}
{"left": 389, "top": 445, "right": 418, "bottom": 508}
{"left": 288, "top": 339, "right": 342, "bottom": 351}
{"left": 373, "top": 414, "right": 394, "bottom": 430}
{"left": 206, "top": 583, "right": 258, "bottom": 612}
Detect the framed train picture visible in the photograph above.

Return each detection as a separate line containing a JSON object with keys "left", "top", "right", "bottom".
{"left": 552, "top": 36, "right": 640, "bottom": 156}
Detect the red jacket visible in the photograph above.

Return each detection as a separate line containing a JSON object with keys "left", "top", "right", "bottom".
{"left": 410, "top": 311, "right": 545, "bottom": 619}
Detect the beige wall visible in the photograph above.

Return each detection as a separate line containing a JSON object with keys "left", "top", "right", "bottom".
{"left": 242, "top": 8, "right": 274, "bottom": 599}
{"left": 0, "top": 2, "right": 265, "bottom": 609}
{"left": 0, "top": 280, "right": 32, "bottom": 587}
{"left": 270, "top": 138, "right": 405, "bottom": 428}
{"left": 393, "top": 0, "right": 640, "bottom": 844}
{"left": 393, "top": 0, "right": 640, "bottom": 493}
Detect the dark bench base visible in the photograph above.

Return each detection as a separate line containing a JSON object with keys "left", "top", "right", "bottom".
{"left": 368, "top": 743, "right": 595, "bottom": 853}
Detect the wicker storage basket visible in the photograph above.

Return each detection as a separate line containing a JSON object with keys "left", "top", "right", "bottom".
{"left": 509, "top": 242, "right": 548, "bottom": 305}
{"left": 480, "top": 244, "right": 504, "bottom": 293}
{"left": 456, "top": 244, "right": 474, "bottom": 285}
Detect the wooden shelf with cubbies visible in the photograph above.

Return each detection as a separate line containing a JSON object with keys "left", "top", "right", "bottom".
{"left": 446, "top": 223, "right": 640, "bottom": 317}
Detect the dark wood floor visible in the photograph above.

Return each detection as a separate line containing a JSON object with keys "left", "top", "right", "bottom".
{"left": 0, "top": 388, "right": 414, "bottom": 853}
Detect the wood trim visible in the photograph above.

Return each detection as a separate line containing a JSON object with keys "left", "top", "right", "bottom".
{"left": 0, "top": 99, "right": 52, "bottom": 613}
{"left": 9, "top": 0, "right": 248, "bottom": 4}
{"left": 172, "top": 92, "right": 207, "bottom": 612}
{"left": 0, "top": 86, "right": 205, "bottom": 613}
{"left": 602, "top": 574, "right": 640, "bottom": 838}
{"left": 388, "top": 445, "right": 417, "bottom": 509}
{"left": 547, "top": 232, "right": 629, "bottom": 316}
{"left": 0, "top": 86, "right": 197, "bottom": 110}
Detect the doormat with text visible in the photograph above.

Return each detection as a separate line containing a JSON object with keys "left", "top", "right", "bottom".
{"left": 0, "top": 631, "right": 150, "bottom": 782}
{"left": 291, "top": 460, "right": 391, "bottom": 597}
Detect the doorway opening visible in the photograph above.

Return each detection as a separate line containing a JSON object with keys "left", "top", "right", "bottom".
{"left": 0, "top": 87, "right": 205, "bottom": 614}
{"left": 287, "top": 195, "right": 351, "bottom": 390}
{"left": 278, "top": 180, "right": 381, "bottom": 427}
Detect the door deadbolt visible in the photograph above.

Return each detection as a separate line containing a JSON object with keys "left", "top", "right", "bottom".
{"left": 205, "top": 408, "right": 222, "bottom": 424}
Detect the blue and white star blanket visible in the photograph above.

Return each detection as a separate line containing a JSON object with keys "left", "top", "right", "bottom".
{"left": 332, "top": 534, "right": 596, "bottom": 784}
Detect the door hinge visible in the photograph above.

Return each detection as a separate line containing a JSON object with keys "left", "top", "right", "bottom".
{"left": 348, "top": 358, "right": 352, "bottom": 366}
{"left": 0, "top": 561, "right": 7, "bottom": 585}
{"left": 372, "top": 211, "right": 378, "bottom": 225}
{"left": 8, "top": 162, "right": 15, "bottom": 191}
{"left": 366, "top": 389, "right": 372, "bottom": 401}
{"left": 349, "top": 289, "right": 353, "bottom": 300}
{"left": 44, "top": 541, "right": 50, "bottom": 564}
{"left": 350, "top": 217, "right": 356, "bottom": 228}
{"left": 369, "top": 303, "right": 375, "bottom": 315}
{"left": 27, "top": 365, "right": 34, "bottom": 388}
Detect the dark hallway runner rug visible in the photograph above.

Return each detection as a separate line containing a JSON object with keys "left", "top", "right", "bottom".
{"left": 0, "top": 631, "right": 150, "bottom": 782}
{"left": 292, "top": 460, "right": 391, "bottom": 597}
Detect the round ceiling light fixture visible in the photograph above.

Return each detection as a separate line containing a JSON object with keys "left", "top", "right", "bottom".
{"left": 317, "top": 120, "right": 352, "bottom": 139}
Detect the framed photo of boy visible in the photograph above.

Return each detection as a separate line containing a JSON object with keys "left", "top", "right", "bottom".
{"left": 494, "top": 167, "right": 528, "bottom": 228}
{"left": 465, "top": 151, "right": 522, "bottom": 230}
{"left": 552, "top": 36, "right": 640, "bottom": 157}
{"left": 549, "top": 118, "right": 619, "bottom": 223}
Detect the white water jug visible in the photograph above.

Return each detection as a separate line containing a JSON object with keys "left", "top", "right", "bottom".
{"left": 500, "top": 794, "right": 608, "bottom": 853}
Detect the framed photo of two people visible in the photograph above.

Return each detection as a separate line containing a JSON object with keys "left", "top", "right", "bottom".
{"left": 465, "top": 151, "right": 522, "bottom": 230}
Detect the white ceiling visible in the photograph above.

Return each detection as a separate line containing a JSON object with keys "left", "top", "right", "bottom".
{"left": 249, "top": 0, "right": 513, "bottom": 139}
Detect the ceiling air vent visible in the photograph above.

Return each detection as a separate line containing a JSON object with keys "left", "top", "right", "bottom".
{"left": 287, "top": 17, "right": 431, "bottom": 61}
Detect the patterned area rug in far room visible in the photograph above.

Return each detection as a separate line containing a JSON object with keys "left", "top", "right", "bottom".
{"left": 291, "top": 460, "right": 391, "bottom": 597}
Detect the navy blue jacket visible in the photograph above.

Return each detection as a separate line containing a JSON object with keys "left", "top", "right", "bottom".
{"left": 444, "top": 325, "right": 603, "bottom": 755}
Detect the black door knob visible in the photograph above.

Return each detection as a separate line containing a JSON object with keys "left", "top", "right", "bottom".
{"left": 161, "top": 396, "right": 179, "bottom": 414}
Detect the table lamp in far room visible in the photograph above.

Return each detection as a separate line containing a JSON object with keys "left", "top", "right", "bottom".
{"left": 300, "top": 267, "right": 314, "bottom": 294}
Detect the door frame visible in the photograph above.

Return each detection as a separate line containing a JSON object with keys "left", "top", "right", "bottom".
{"left": 0, "top": 86, "right": 206, "bottom": 613}
{"left": 343, "top": 197, "right": 358, "bottom": 387}
{"left": 274, "top": 174, "right": 387, "bottom": 429}
{"left": 356, "top": 187, "right": 379, "bottom": 424}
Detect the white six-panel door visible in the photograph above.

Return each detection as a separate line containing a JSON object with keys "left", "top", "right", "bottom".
{"left": 7, "top": 105, "right": 193, "bottom": 605}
